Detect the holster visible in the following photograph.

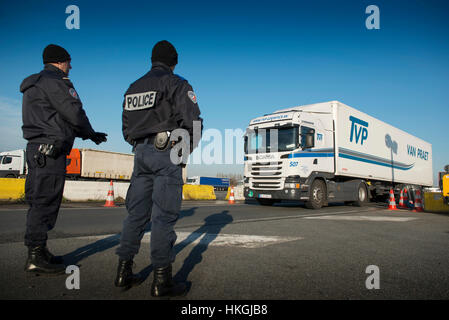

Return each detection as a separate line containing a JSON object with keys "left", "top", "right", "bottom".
{"left": 38, "top": 141, "right": 63, "bottom": 159}
{"left": 154, "top": 132, "right": 170, "bottom": 151}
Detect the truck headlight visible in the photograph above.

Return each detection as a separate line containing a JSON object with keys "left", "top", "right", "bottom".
{"left": 285, "top": 175, "right": 301, "bottom": 189}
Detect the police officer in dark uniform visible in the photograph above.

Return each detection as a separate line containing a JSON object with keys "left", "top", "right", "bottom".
{"left": 20, "top": 44, "right": 107, "bottom": 274}
{"left": 115, "top": 40, "right": 202, "bottom": 297}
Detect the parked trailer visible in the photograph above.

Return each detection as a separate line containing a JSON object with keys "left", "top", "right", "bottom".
{"left": 0, "top": 148, "right": 135, "bottom": 180}
{"left": 67, "top": 148, "right": 134, "bottom": 180}
{"left": 243, "top": 100, "right": 433, "bottom": 208}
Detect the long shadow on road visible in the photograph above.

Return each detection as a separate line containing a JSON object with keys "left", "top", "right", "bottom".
{"left": 62, "top": 207, "right": 198, "bottom": 266}
{"left": 137, "top": 210, "right": 233, "bottom": 291}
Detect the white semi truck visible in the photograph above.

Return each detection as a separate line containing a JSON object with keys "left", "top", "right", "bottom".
{"left": 0, "top": 149, "right": 27, "bottom": 178}
{"left": 243, "top": 101, "right": 433, "bottom": 208}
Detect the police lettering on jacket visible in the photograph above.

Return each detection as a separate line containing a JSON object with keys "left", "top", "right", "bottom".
{"left": 125, "top": 91, "right": 157, "bottom": 111}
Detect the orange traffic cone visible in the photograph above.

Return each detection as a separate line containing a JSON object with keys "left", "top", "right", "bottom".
{"left": 398, "top": 188, "right": 407, "bottom": 208}
{"left": 412, "top": 189, "right": 424, "bottom": 212}
{"left": 388, "top": 189, "right": 398, "bottom": 210}
{"left": 402, "top": 188, "right": 409, "bottom": 208}
{"left": 103, "top": 180, "right": 117, "bottom": 207}
{"left": 228, "top": 186, "right": 235, "bottom": 205}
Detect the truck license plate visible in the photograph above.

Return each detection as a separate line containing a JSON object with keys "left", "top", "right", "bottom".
{"left": 259, "top": 194, "right": 272, "bottom": 199}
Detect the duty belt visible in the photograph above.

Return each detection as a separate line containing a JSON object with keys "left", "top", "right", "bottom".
{"left": 134, "top": 135, "right": 156, "bottom": 145}
{"left": 134, "top": 132, "right": 171, "bottom": 151}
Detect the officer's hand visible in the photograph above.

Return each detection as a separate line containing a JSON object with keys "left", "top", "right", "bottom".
{"left": 91, "top": 132, "right": 108, "bottom": 145}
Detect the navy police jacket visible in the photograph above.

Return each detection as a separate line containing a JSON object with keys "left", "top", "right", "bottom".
{"left": 20, "top": 64, "right": 96, "bottom": 154}
{"left": 122, "top": 62, "right": 203, "bottom": 147}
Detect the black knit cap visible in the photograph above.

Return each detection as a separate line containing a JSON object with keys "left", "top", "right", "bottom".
{"left": 43, "top": 44, "right": 71, "bottom": 64}
{"left": 151, "top": 40, "right": 178, "bottom": 67}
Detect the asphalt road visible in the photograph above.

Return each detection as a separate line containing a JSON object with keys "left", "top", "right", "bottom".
{"left": 0, "top": 200, "right": 448, "bottom": 300}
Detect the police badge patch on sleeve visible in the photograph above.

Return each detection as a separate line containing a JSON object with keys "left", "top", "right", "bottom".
{"left": 69, "top": 88, "right": 79, "bottom": 99}
{"left": 187, "top": 91, "right": 197, "bottom": 104}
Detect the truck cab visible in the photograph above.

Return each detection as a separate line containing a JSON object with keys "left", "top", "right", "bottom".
{"left": 0, "top": 149, "right": 26, "bottom": 178}
{"left": 243, "top": 107, "right": 335, "bottom": 207}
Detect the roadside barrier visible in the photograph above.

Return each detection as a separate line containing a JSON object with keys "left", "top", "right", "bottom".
{"left": 0, "top": 179, "right": 218, "bottom": 202}
{"left": 182, "top": 184, "right": 216, "bottom": 200}
{"left": 3, "top": 177, "right": 447, "bottom": 212}
{"left": 64, "top": 181, "right": 129, "bottom": 201}
{"left": 0, "top": 178, "right": 25, "bottom": 200}
{"left": 423, "top": 192, "right": 449, "bottom": 213}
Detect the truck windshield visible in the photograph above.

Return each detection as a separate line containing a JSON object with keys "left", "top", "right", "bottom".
{"left": 245, "top": 126, "right": 299, "bottom": 154}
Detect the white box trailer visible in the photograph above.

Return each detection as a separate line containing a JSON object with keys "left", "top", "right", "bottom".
{"left": 78, "top": 149, "right": 134, "bottom": 180}
{"left": 71, "top": 148, "right": 187, "bottom": 182}
{"left": 243, "top": 101, "right": 433, "bottom": 208}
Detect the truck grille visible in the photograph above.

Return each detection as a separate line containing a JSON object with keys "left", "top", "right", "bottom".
{"left": 250, "top": 161, "right": 283, "bottom": 190}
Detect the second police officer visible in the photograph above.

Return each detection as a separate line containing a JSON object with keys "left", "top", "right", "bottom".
{"left": 21, "top": 44, "right": 107, "bottom": 275}
{"left": 115, "top": 40, "right": 203, "bottom": 297}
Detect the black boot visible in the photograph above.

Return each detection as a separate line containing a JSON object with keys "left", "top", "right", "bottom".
{"left": 115, "top": 259, "right": 143, "bottom": 289}
{"left": 43, "top": 247, "right": 64, "bottom": 264}
{"left": 151, "top": 265, "right": 187, "bottom": 297}
{"left": 24, "top": 246, "right": 66, "bottom": 275}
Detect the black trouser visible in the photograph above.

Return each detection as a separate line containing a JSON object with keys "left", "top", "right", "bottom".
{"left": 116, "top": 142, "right": 183, "bottom": 268}
{"left": 24, "top": 143, "right": 67, "bottom": 247}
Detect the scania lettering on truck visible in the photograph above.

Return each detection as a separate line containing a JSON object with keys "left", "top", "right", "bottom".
{"left": 243, "top": 101, "right": 433, "bottom": 208}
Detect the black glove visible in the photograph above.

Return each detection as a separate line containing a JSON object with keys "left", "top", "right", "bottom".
{"left": 91, "top": 132, "right": 108, "bottom": 145}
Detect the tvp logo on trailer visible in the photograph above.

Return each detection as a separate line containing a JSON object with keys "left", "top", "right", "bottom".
{"left": 349, "top": 116, "right": 369, "bottom": 145}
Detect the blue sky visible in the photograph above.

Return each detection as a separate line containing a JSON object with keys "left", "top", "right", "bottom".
{"left": 0, "top": 0, "right": 448, "bottom": 183}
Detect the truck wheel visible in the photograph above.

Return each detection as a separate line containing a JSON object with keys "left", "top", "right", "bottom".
{"left": 354, "top": 183, "right": 368, "bottom": 207}
{"left": 305, "top": 179, "right": 326, "bottom": 209}
{"left": 257, "top": 199, "right": 275, "bottom": 206}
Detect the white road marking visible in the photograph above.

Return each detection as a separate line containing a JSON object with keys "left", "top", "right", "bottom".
{"left": 225, "top": 207, "right": 379, "bottom": 224}
{"left": 303, "top": 215, "right": 418, "bottom": 222}
{"left": 171, "top": 232, "right": 302, "bottom": 248}
{"left": 67, "top": 232, "right": 303, "bottom": 249}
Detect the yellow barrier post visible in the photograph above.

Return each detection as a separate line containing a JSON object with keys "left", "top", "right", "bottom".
{"left": 0, "top": 178, "right": 26, "bottom": 200}
{"left": 182, "top": 185, "right": 216, "bottom": 200}
{"left": 423, "top": 192, "right": 449, "bottom": 213}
